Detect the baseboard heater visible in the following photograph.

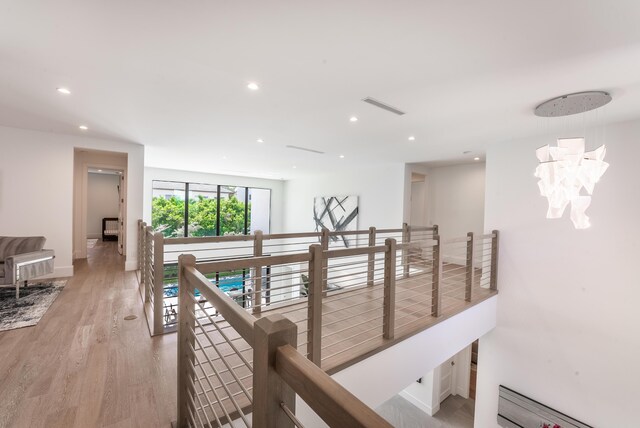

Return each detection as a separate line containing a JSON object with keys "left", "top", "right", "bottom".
{"left": 498, "top": 385, "right": 593, "bottom": 428}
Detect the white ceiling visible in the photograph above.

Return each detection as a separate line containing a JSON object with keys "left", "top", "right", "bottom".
{"left": 2, "top": 1, "right": 640, "bottom": 179}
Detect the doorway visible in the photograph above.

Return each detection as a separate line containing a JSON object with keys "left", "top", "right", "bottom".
{"left": 86, "top": 168, "right": 125, "bottom": 256}
{"left": 73, "top": 148, "right": 128, "bottom": 261}
{"left": 410, "top": 172, "right": 427, "bottom": 226}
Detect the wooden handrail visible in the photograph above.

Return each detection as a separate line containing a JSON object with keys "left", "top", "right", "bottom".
{"left": 183, "top": 265, "right": 256, "bottom": 346}
{"left": 197, "top": 252, "right": 311, "bottom": 274}
{"left": 327, "top": 229, "right": 371, "bottom": 236}
{"left": 263, "top": 231, "right": 322, "bottom": 240}
{"left": 275, "top": 344, "right": 393, "bottom": 428}
{"left": 476, "top": 232, "right": 497, "bottom": 240}
{"left": 408, "top": 225, "right": 437, "bottom": 232}
{"left": 375, "top": 228, "right": 404, "bottom": 234}
{"left": 441, "top": 235, "right": 471, "bottom": 244}
{"left": 324, "top": 244, "right": 387, "bottom": 259}
{"left": 166, "top": 234, "right": 256, "bottom": 245}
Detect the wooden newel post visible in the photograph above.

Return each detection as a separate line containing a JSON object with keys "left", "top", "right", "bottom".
{"left": 307, "top": 244, "right": 323, "bottom": 365}
{"left": 253, "top": 230, "right": 264, "bottom": 314}
{"left": 367, "top": 227, "right": 376, "bottom": 286}
{"left": 145, "top": 226, "right": 154, "bottom": 303}
{"left": 465, "top": 232, "right": 473, "bottom": 302}
{"left": 252, "top": 314, "right": 298, "bottom": 428}
{"left": 432, "top": 235, "right": 441, "bottom": 317}
{"left": 383, "top": 238, "right": 396, "bottom": 340}
{"left": 320, "top": 228, "right": 329, "bottom": 296}
{"left": 490, "top": 230, "right": 499, "bottom": 291}
{"left": 176, "top": 254, "right": 196, "bottom": 428}
{"left": 153, "top": 233, "right": 165, "bottom": 336}
{"left": 402, "top": 223, "right": 410, "bottom": 278}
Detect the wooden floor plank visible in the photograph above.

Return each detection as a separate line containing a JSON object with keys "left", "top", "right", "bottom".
{"left": 0, "top": 241, "right": 177, "bottom": 428}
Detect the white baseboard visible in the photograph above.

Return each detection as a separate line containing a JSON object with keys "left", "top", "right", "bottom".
{"left": 125, "top": 260, "right": 138, "bottom": 272}
{"left": 399, "top": 390, "right": 440, "bottom": 416}
{"left": 35, "top": 265, "right": 74, "bottom": 280}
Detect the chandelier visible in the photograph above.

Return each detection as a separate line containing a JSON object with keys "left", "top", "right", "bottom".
{"left": 534, "top": 91, "right": 611, "bottom": 229}
{"left": 535, "top": 137, "right": 608, "bottom": 229}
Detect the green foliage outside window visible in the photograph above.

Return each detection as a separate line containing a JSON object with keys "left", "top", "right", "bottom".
{"left": 152, "top": 196, "right": 185, "bottom": 237}
{"left": 188, "top": 196, "right": 217, "bottom": 237}
{"left": 152, "top": 193, "right": 251, "bottom": 238}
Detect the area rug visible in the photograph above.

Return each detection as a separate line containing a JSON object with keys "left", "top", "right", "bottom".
{"left": 0, "top": 280, "right": 67, "bottom": 332}
{"left": 87, "top": 238, "right": 98, "bottom": 248}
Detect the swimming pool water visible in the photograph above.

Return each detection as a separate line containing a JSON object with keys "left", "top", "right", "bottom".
{"left": 163, "top": 275, "right": 245, "bottom": 298}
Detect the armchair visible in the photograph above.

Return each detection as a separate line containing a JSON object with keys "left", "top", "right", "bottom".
{"left": 0, "top": 236, "right": 55, "bottom": 298}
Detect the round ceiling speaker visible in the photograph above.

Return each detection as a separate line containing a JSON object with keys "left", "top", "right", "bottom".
{"left": 534, "top": 91, "right": 612, "bottom": 117}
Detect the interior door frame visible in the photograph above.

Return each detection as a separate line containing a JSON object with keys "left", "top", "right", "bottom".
{"left": 77, "top": 162, "right": 127, "bottom": 259}
{"left": 409, "top": 172, "right": 428, "bottom": 227}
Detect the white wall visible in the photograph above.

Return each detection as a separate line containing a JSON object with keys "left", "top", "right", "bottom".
{"left": 425, "top": 162, "right": 486, "bottom": 242}
{"left": 144, "top": 167, "right": 285, "bottom": 234}
{"left": 475, "top": 119, "right": 640, "bottom": 427}
{"left": 283, "top": 164, "right": 406, "bottom": 232}
{"left": 0, "top": 125, "right": 144, "bottom": 276}
{"left": 86, "top": 173, "right": 120, "bottom": 238}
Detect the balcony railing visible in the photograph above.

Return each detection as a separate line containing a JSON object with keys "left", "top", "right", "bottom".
{"left": 147, "top": 225, "right": 500, "bottom": 427}
{"left": 137, "top": 222, "right": 450, "bottom": 337}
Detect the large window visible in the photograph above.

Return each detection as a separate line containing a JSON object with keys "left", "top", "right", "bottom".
{"left": 152, "top": 180, "right": 271, "bottom": 238}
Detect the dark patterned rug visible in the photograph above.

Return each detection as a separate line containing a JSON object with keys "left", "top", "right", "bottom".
{"left": 0, "top": 280, "right": 66, "bottom": 332}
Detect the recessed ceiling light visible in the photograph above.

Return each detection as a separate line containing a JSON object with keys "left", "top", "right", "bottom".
{"left": 247, "top": 82, "right": 259, "bottom": 91}
{"left": 339, "top": 155, "right": 345, "bottom": 159}
{"left": 257, "top": 138, "right": 264, "bottom": 143}
{"left": 474, "top": 157, "right": 480, "bottom": 161}
{"left": 222, "top": 156, "right": 227, "bottom": 160}
{"left": 98, "top": 169, "right": 103, "bottom": 172}
{"left": 57, "top": 87, "right": 71, "bottom": 95}
{"left": 292, "top": 166, "right": 297, "bottom": 169}
{"left": 349, "top": 116, "right": 358, "bottom": 122}
{"left": 79, "top": 125, "right": 88, "bottom": 130}
{"left": 408, "top": 136, "right": 415, "bottom": 141}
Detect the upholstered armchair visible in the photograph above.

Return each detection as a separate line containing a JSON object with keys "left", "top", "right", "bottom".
{"left": 0, "top": 236, "right": 55, "bottom": 298}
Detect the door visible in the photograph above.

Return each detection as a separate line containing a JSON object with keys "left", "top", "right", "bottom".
{"left": 439, "top": 357, "right": 455, "bottom": 403}
{"left": 118, "top": 173, "right": 125, "bottom": 255}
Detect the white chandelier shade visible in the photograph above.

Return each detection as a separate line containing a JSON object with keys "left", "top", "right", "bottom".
{"left": 535, "top": 137, "right": 609, "bottom": 229}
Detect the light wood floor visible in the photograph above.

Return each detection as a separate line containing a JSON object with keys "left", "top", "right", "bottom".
{"left": 0, "top": 242, "right": 177, "bottom": 428}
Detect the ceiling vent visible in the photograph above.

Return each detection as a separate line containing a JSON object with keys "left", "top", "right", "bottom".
{"left": 362, "top": 97, "right": 406, "bottom": 115}
{"left": 285, "top": 145, "right": 325, "bottom": 154}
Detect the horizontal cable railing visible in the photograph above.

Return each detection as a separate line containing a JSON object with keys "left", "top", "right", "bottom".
{"left": 167, "top": 227, "right": 498, "bottom": 427}
{"left": 136, "top": 223, "right": 438, "bottom": 336}
{"left": 177, "top": 254, "right": 393, "bottom": 428}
